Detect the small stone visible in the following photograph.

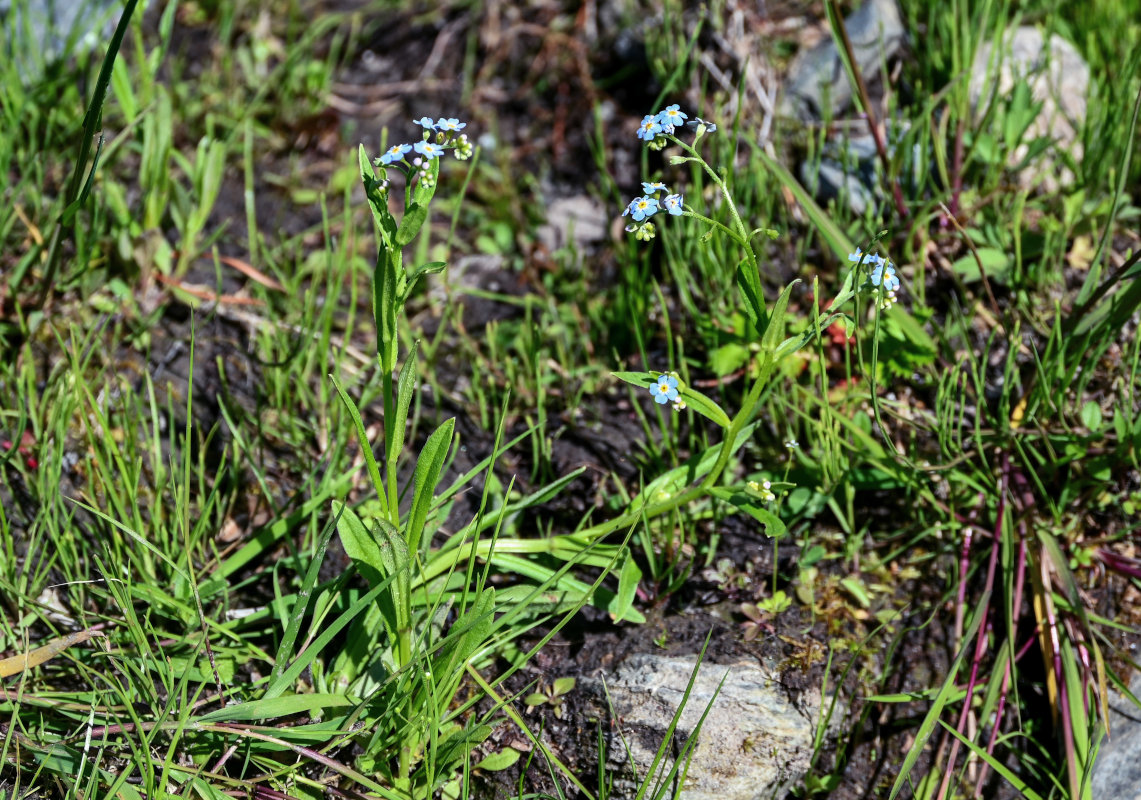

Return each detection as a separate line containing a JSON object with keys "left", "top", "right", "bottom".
{"left": 968, "top": 27, "right": 1089, "bottom": 193}
{"left": 536, "top": 195, "right": 610, "bottom": 259}
{"left": 2, "top": 0, "right": 128, "bottom": 85}
{"left": 780, "top": 0, "right": 906, "bottom": 122}
{"left": 1091, "top": 671, "right": 1141, "bottom": 799}
{"left": 584, "top": 653, "right": 834, "bottom": 799}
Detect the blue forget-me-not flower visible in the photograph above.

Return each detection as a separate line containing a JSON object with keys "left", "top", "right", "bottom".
{"left": 870, "top": 260, "right": 900, "bottom": 292}
{"left": 662, "top": 194, "right": 684, "bottom": 216}
{"left": 623, "top": 196, "right": 660, "bottom": 221}
{"left": 379, "top": 143, "right": 412, "bottom": 165}
{"left": 637, "top": 114, "right": 663, "bottom": 141}
{"left": 414, "top": 117, "right": 437, "bottom": 130}
{"left": 656, "top": 104, "right": 687, "bottom": 131}
{"left": 435, "top": 117, "right": 466, "bottom": 133}
{"left": 642, "top": 181, "right": 668, "bottom": 194}
{"left": 649, "top": 374, "right": 679, "bottom": 405}
{"left": 414, "top": 140, "right": 445, "bottom": 159}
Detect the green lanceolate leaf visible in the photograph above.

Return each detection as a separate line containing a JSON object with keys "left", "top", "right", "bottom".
{"left": 680, "top": 385, "right": 732, "bottom": 428}
{"left": 709, "top": 488, "right": 787, "bottom": 539}
{"left": 755, "top": 149, "right": 853, "bottom": 262}
{"left": 391, "top": 344, "right": 418, "bottom": 458}
{"left": 607, "top": 551, "right": 642, "bottom": 622}
{"left": 736, "top": 258, "right": 767, "bottom": 333}
{"left": 761, "top": 280, "right": 797, "bottom": 353}
{"left": 406, "top": 418, "right": 456, "bottom": 556}
{"left": 333, "top": 502, "right": 410, "bottom": 641}
{"left": 375, "top": 244, "right": 400, "bottom": 373}
{"left": 198, "top": 693, "right": 352, "bottom": 723}
{"left": 359, "top": 145, "right": 397, "bottom": 246}
{"left": 401, "top": 260, "right": 447, "bottom": 305}
{"left": 611, "top": 371, "right": 731, "bottom": 428}
{"left": 330, "top": 376, "right": 387, "bottom": 512}
{"left": 431, "top": 589, "right": 495, "bottom": 698}
{"left": 396, "top": 201, "right": 429, "bottom": 247}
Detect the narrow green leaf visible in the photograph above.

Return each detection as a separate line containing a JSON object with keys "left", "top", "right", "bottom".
{"left": 406, "top": 418, "right": 455, "bottom": 555}
{"left": 264, "top": 579, "right": 389, "bottom": 700}
{"left": 267, "top": 513, "right": 339, "bottom": 695}
{"left": 359, "top": 145, "right": 397, "bottom": 245}
{"left": 401, "top": 260, "right": 447, "bottom": 304}
{"left": 709, "top": 488, "right": 787, "bottom": 539}
{"left": 391, "top": 344, "right": 418, "bottom": 458}
{"left": 333, "top": 502, "right": 407, "bottom": 641}
{"left": 396, "top": 201, "right": 430, "bottom": 247}
{"left": 612, "top": 371, "right": 731, "bottom": 427}
{"left": 761, "top": 280, "right": 798, "bottom": 352}
{"left": 755, "top": 149, "right": 853, "bottom": 262}
{"left": 331, "top": 376, "right": 386, "bottom": 513}
{"left": 375, "top": 246, "right": 400, "bottom": 373}
{"left": 607, "top": 552, "right": 642, "bottom": 622}
{"left": 939, "top": 721, "right": 1045, "bottom": 800}
{"left": 736, "top": 259, "right": 766, "bottom": 332}
{"left": 198, "top": 693, "right": 351, "bottom": 723}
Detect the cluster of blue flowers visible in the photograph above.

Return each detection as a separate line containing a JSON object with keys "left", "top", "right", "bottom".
{"left": 374, "top": 116, "right": 473, "bottom": 189}
{"left": 629, "top": 107, "right": 715, "bottom": 409}
{"left": 848, "top": 248, "right": 901, "bottom": 309}
{"left": 636, "top": 104, "right": 717, "bottom": 148}
{"left": 622, "top": 185, "right": 685, "bottom": 241}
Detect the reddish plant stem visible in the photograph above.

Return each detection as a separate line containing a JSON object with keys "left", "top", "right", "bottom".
{"left": 938, "top": 466, "right": 1006, "bottom": 799}
{"left": 828, "top": 0, "right": 910, "bottom": 220}
{"left": 949, "top": 118, "right": 965, "bottom": 221}
{"left": 972, "top": 519, "right": 1028, "bottom": 796}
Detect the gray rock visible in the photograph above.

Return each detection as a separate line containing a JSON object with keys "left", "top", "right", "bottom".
{"left": 1091, "top": 671, "right": 1141, "bottom": 799}
{"left": 586, "top": 653, "right": 831, "bottom": 800}
{"left": 800, "top": 120, "right": 915, "bottom": 216}
{"left": 536, "top": 195, "right": 610, "bottom": 261}
{"left": 780, "top": 0, "right": 905, "bottom": 121}
{"left": 968, "top": 27, "right": 1089, "bottom": 193}
{"left": 1, "top": 0, "right": 126, "bottom": 84}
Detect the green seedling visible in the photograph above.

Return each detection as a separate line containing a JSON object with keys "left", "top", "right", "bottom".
{"left": 523, "top": 676, "right": 577, "bottom": 720}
